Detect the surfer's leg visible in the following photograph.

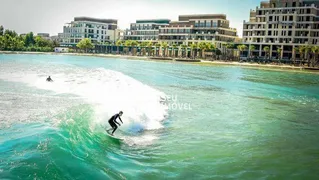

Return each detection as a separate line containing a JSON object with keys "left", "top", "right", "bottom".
{"left": 108, "top": 121, "right": 115, "bottom": 132}
{"left": 111, "top": 124, "right": 118, "bottom": 135}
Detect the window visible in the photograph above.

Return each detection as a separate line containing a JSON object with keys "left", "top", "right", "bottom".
{"left": 257, "top": 10, "right": 261, "bottom": 15}
{"left": 195, "top": 21, "right": 199, "bottom": 27}
{"left": 206, "top": 21, "right": 211, "bottom": 27}
{"left": 289, "top": 16, "right": 293, "bottom": 21}
{"left": 200, "top": 21, "right": 205, "bottom": 27}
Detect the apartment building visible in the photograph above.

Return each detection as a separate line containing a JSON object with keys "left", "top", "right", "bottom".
{"left": 158, "top": 14, "right": 238, "bottom": 48}
{"left": 243, "top": 0, "right": 319, "bottom": 59}
{"left": 60, "top": 17, "right": 118, "bottom": 46}
{"left": 124, "top": 19, "right": 170, "bottom": 42}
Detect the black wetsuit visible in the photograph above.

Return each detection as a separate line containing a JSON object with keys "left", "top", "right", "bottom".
{"left": 108, "top": 113, "right": 123, "bottom": 134}
{"left": 46, "top": 77, "right": 52, "bottom": 82}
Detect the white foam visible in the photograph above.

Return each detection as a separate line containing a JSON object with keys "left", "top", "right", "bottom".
{"left": 0, "top": 63, "right": 168, "bottom": 145}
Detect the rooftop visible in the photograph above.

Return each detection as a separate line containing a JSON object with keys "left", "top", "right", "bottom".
{"left": 135, "top": 19, "right": 171, "bottom": 24}
{"left": 179, "top": 14, "right": 227, "bottom": 21}
{"left": 74, "top": 17, "right": 117, "bottom": 24}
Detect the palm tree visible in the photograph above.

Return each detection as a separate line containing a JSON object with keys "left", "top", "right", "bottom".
{"left": 293, "top": 46, "right": 299, "bottom": 65}
{"left": 225, "top": 43, "right": 235, "bottom": 60}
{"left": 124, "top": 40, "right": 132, "bottom": 55}
{"left": 161, "top": 42, "right": 168, "bottom": 57}
{"left": 276, "top": 46, "right": 282, "bottom": 60}
{"left": 115, "top": 40, "right": 122, "bottom": 54}
{"left": 298, "top": 46, "right": 306, "bottom": 66}
{"left": 105, "top": 41, "right": 111, "bottom": 53}
{"left": 96, "top": 42, "right": 102, "bottom": 53}
{"left": 172, "top": 43, "right": 177, "bottom": 58}
{"left": 140, "top": 41, "right": 148, "bottom": 56}
{"left": 304, "top": 45, "right": 312, "bottom": 67}
{"left": 205, "top": 42, "right": 215, "bottom": 60}
{"left": 190, "top": 43, "right": 197, "bottom": 59}
{"left": 237, "top": 45, "right": 248, "bottom": 58}
{"left": 147, "top": 41, "right": 153, "bottom": 56}
{"left": 311, "top": 46, "right": 319, "bottom": 67}
{"left": 198, "top": 42, "right": 207, "bottom": 59}
{"left": 249, "top": 45, "right": 256, "bottom": 58}
{"left": 180, "top": 44, "right": 188, "bottom": 58}
{"left": 263, "top": 46, "right": 270, "bottom": 60}
{"left": 155, "top": 42, "right": 161, "bottom": 56}
{"left": 130, "top": 40, "right": 139, "bottom": 55}
{"left": 167, "top": 44, "right": 173, "bottom": 57}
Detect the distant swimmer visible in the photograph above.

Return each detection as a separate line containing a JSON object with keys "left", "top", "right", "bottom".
{"left": 46, "top": 76, "right": 53, "bottom": 82}
{"left": 107, "top": 111, "right": 123, "bottom": 135}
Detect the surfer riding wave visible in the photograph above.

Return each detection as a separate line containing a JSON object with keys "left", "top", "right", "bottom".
{"left": 107, "top": 111, "right": 123, "bottom": 135}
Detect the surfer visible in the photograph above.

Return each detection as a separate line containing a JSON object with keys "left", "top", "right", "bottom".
{"left": 107, "top": 111, "right": 123, "bottom": 135}
{"left": 46, "top": 76, "right": 53, "bottom": 82}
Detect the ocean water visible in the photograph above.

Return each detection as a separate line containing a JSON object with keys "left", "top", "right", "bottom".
{"left": 0, "top": 54, "right": 319, "bottom": 180}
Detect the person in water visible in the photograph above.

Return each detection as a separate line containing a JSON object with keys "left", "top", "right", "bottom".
{"left": 46, "top": 76, "right": 53, "bottom": 82}
{"left": 108, "top": 111, "right": 123, "bottom": 135}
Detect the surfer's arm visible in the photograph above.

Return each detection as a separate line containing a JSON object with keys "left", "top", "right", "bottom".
{"left": 118, "top": 116, "right": 123, "bottom": 124}
{"left": 115, "top": 121, "right": 121, "bottom": 126}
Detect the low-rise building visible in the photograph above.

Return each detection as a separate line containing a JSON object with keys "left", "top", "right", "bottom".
{"left": 159, "top": 14, "right": 238, "bottom": 48}
{"left": 50, "top": 35, "right": 60, "bottom": 42}
{"left": 37, "top": 33, "right": 50, "bottom": 38}
{"left": 60, "top": 17, "right": 119, "bottom": 47}
{"left": 124, "top": 19, "right": 171, "bottom": 42}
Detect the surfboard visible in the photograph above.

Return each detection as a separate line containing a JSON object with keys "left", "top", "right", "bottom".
{"left": 102, "top": 126, "right": 123, "bottom": 141}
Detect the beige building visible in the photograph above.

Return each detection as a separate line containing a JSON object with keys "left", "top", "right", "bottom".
{"left": 158, "top": 14, "right": 238, "bottom": 48}
{"left": 243, "top": 0, "right": 319, "bottom": 59}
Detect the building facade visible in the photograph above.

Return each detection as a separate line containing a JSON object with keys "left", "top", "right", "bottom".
{"left": 124, "top": 19, "right": 171, "bottom": 42}
{"left": 158, "top": 14, "right": 238, "bottom": 48}
{"left": 243, "top": 0, "right": 319, "bottom": 59}
{"left": 60, "top": 17, "right": 118, "bottom": 46}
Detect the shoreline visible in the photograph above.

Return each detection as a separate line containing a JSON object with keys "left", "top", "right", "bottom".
{"left": 1, "top": 51, "right": 318, "bottom": 73}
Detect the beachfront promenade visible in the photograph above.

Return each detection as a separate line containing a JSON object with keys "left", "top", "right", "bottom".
{"left": 1, "top": 50, "right": 315, "bottom": 72}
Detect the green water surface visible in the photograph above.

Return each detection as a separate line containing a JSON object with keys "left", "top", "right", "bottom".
{"left": 0, "top": 54, "right": 319, "bottom": 180}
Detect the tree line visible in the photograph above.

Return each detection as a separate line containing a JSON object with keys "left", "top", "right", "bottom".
{"left": 77, "top": 38, "right": 318, "bottom": 67}
{"left": 76, "top": 38, "right": 222, "bottom": 59}
{"left": 220, "top": 43, "right": 319, "bottom": 67}
{"left": 0, "top": 25, "right": 59, "bottom": 52}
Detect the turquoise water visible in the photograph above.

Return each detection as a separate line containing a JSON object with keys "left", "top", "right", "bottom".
{"left": 0, "top": 54, "right": 319, "bottom": 179}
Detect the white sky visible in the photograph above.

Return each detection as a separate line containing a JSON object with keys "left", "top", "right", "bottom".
{"left": 0, "top": 0, "right": 261, "bottom": 37}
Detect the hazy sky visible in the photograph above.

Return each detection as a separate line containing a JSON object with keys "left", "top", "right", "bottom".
{"left": 0, "top": 0, "right": 262, "bottom": 37}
